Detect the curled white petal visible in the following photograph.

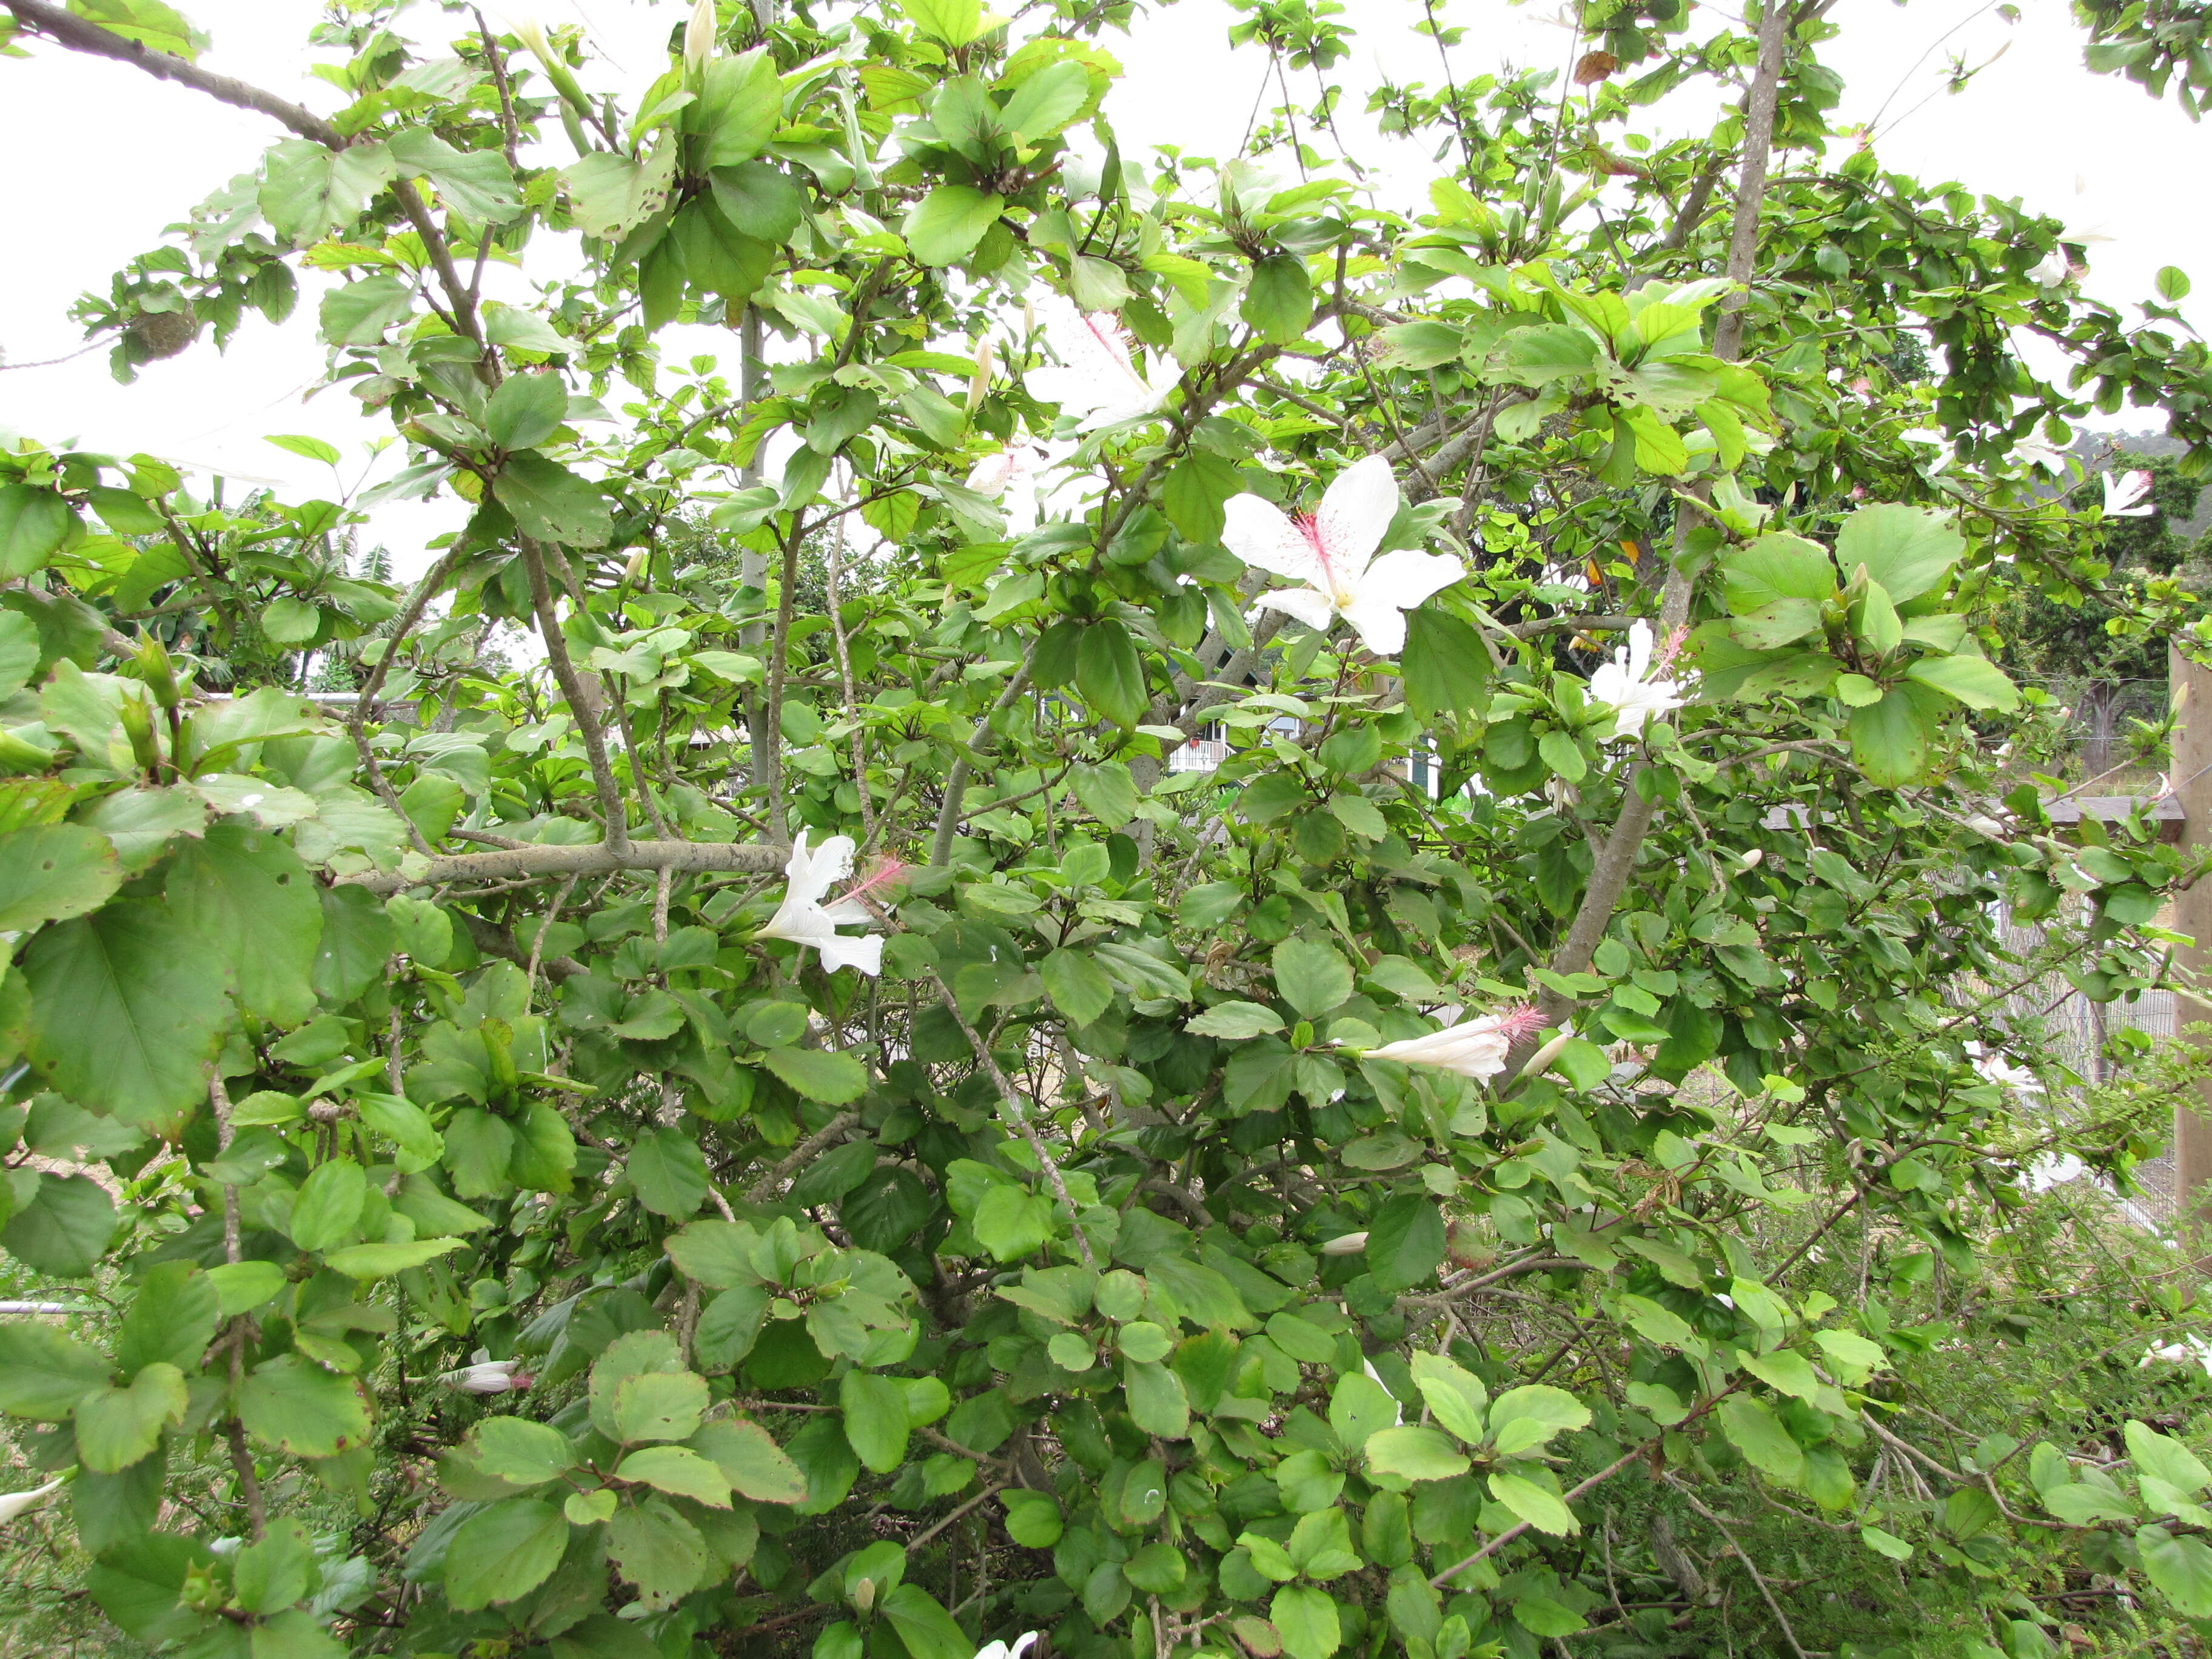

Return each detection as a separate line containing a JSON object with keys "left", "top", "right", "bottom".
{"left": 0, "top": 1476, "right": 65, "bottom": 1526}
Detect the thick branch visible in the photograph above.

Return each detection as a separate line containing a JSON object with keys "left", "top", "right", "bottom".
{"left": 343, "top": 838, "right": 783, "bottom": 895}
{"left": 1509, "top": 0, "right": 1792, "bottom": 1064}
{"left": 930, "top": 656, "right": 1036, "bottom": 866}
{"left": 1711, "top": 2, "right": 1792, "bottom": 363}
{"left": 1, "top": 0, "right": 340, "bottom": 144}
{"left": 518, "top": 536, "right": 633, "bottom": 854}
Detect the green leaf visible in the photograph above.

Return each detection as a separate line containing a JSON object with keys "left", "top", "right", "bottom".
{"left": 1721, "top": 532, "right": 1837, "bottom": 614}
{"left": 321, "top": 1238, "right": 467, "bottom": 1278}
{"left": 607, "top": 1496, "right": 709, "bottom": 1610}
{"left": 0, "top": 485, "right": 77, "bottom": 578}
{"left": 289, "top": 1157, "right": 367, "bottom": 1252}
{"left": 1000, "top": 58, "right": 1091, "bottom": 139}
{"left": 1366, "top": 1424, "right": 1472, "bottom": 1481}
{"left": 262, "top": 597, "right": 322, "bottom": 647}
{"left": 319, "top": 274, "right": 414, "bottom": 346}
{"left": 1188, "top": 1000, "right": 1286, "bottom": 1039}
{"left": 75, "top": 1361, "right": 186, "bottom": 1472}
{"left": 87, "top": 1530, "right": 208, "bottom": 1645}
{"left": 1401, "top": 608, "right": 1490, "bottom": 721}
{"left": 238, "top": 1355, "right": 372, "bottom": 1457}
{"left": 232, "top": 1518, "right": 317, "bottom": 1616}
{"left": 972, "top": 1183, "right": 1055, "bottom": 1260}
{"left": 3, "top": 1171, "right": 116, "bottom": 1277}
{"left": 1041, "top": 947, "right": 1116, "bottom": 1027}
{"left": 65, "top": 0, "right": 201, "bottom": 58}
{"left": 167, "top": 825, "right": 323, "bottom": 1028}
{"left": 2158, "top": 264, "right": 2193, "bottom": 302}
{"left": 0, "top": 823, "right": 121, "bottom": 934}
{"left": 628, "top": 1126, "right": 711, "bottom": 1218}
{"left": 2127, "top": 1420, "right": 2212, "bottom": 1495}
{"left": 262, "top": 137, "right": 390, "bottom": 240}
{"left": 1511, "top": 1595, "right": 1587, "bottom": 1638}
{"left": 446, "top": 1498, "right": 571, "bottom": 1610}
{"left": 786, "top": 1138, "right": 877, "bottom": 1207}
{"left": 840, "top": 1370, "right": 911, "bottom": 1471}
{"left": 1125, "top": 1358, "right": 1191, "bottom": 1438}
{"left": 1272, "top": 937, "right": 1352, "bottom": 1018}
{"left": 1846, "top": 686, "right": 1934, "bottom": 787}
{"left": 484, "top": 372, "right": 570, "bottom": 451}
{"left": 387, "top": 128, "right": 522, "bottom": 223}
{"left": 563, "top": 144, "right": 676, "bottom": 241}
{"left": 1003, "top": 1489, "right": 1064, "bottom": 1547}
{"left": 1486, "top": 1384, "right": 1591, "bottom": 1455}
{"left": 1903, "top": 653, "right": 2020, "bottom": 712}
{"left": 880, "top": 1584, "right": 974, "bottom": 1659}
{"left": 1374, "top": 321, "right": 1466, "bottom": 370}
{"left": 1859, "top": 1524, "right": 1913, "bottom": 1560}
{"left": 308, "top": 885, "right": 393, "bottom": 1007}
{"left": 614, "top": 1369, "right": 709, "bottom": 1443}
{"left": 696, "top": 49, "right": 784, "bottom": 167}
{"left": 1161, "top": 451, "right": 1244, "bottom": 543}
{"left": 710, "top": 161, "right": 804, "bottom": 243}
{"left": 484, "top": 302, "right": 573, "bottom": 357}
{"left": 22, "top": 900, "right": 233, "bottom": 1127}
{"left": 117, "top": 1263, "right": 221, "bottom": 1376}
{"left": 1409, "top": 1350, "right": 1490, "bottom": 1444}
{"left": 1835, "top": 504, "right": 1962, "bottom": 603}
{"left": 899, "top": 0, "right": 987, "bottom": 45}
{"left": 903, "top": 185, "right": 1007, "bottom": 266}
{"left": 760, "top": 1046, "right": 870, "bottom": 1103}
{"left": 492, "top": 452, "right": 613, "bottom": 547}
{"left": 1074, "top": 619, "right": 1148, "bottom": 728}
{"left": 468, "top": 1416, "right": 575, "bottom": 1486}
{"left": 1485, "top": 323, "right": 1600, "bottom": 385}
{"left": 692, "top": 1417, "right": 808, "bottom": 1503}
{"left": 1327, "top": 1370, "right": 1399, "bottom": 1455}
{"left": 358, "top": 1091, "right": 443, "bottom": 1165}
{"left": 1486, "top": 1469, "right": 1580, "bottom": 1534}
{"left": 617, "top": 1444, "right": 732, "bottom": 1506}
{"left": 2139, "top": 1524, "right": 2212, "bottom": 1618}
{"left": 1272, "top": 1583, "right": 1342, "bottom": 1659}
{"left": 0, "top": 1321, "right": 110, "bottom": 1418}
{"left": 1718, "top": 1395, "right": 1805, "bottom": 1482}
{"left": 1365, "top": 1193, "right": 1446, "bottom": 1295}
{"left": 1092, "top": 942, "right": 1190, "bottom": 1002}
{"left": 206, "top": 1260, "right": 290, "bottom": 1318}
{"left": 1070, "top": 760, "right": 1138, "bottom": 827}
{"left": 1242, "top": 255, "right": 1315, "bottom": 346}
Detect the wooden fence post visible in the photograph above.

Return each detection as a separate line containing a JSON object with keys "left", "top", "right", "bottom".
{"left": 2170, "top": 643, "right": 2212, "bottom": 1259}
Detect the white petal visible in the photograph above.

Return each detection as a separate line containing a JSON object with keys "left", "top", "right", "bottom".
{"left": 1626, "top": 618, "right": 1654, "bottom": 679}
{"left": 1315, "top": 454, "right": 1400, "bottom": 581}
{"left": 1254, "top": 585, "right": 1338, "bottom": 635}
{"left": 965, "top": 454, "right": 1015, "bottom": 497}
{"left": 1223, "top": 493, "right": 1325, "bottom": 585}
{"left": 1043, "top": 300, "right": 1136, "bottom": 383}
{"left": 817, "top": 931, "right": 884, "bottom": 976}
{"left": 1357, "top": 548, "right": 1464, "bottom": 612}
{"left": 1339, "top": 593, "right": 1410, "bottom": 657}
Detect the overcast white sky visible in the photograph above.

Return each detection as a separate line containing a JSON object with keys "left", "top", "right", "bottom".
{"left": 0, "top": 0, "right": 2202, "bottom": 578}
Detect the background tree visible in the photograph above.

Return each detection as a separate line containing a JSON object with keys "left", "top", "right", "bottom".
{"left": 1, "top": 3, "right": 2212, "bottom": 1659}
